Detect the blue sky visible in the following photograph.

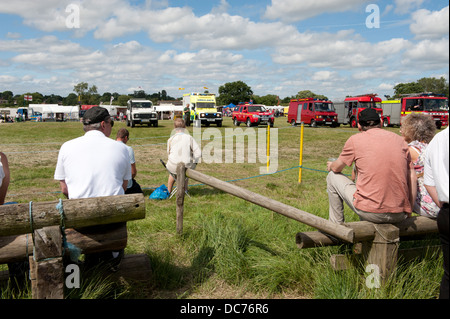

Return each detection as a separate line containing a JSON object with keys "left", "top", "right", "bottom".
{"left": 0, "top": 0, "right": 448, "bottom": 102}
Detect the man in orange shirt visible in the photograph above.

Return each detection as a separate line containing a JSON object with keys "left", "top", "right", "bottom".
{"left": 326, "top": 108, "right": 416, "bottom": 224}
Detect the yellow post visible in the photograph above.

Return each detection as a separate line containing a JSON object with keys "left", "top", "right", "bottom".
{"left": 298, "top": 123, "right": 304, "bottom": 183}
{"left": 267, "top": 124, "right": 270, "bottom": 173}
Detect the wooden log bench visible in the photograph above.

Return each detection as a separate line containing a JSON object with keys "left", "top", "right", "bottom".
{"left": 296, "top": 216, "right": 440, "bottom": 283}
{"left": 0, "top": 194, "right": 150, "bottom": 299}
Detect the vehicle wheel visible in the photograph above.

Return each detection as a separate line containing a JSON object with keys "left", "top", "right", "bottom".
{"left": 246, "top": 118, "right": 252, "bottom": 127}
{"left": 350, "top": 118, "right": 357, "bottom": 128}
{"left": 436, "top": 122, "right": 442, "bottom": 130}
{"left": 291, "top": 119, "right": 296, "bottom": 126}
{"left": 154, "top": 121, "right": 158, "bottom": 127}
{"left": 310, "top": 120, "right": 316, "bottom": 127}
{"left": 233, "top": 118, "right": 240, "bottom": 126}
{"left": 217, "top": 121, "right": 222, "bottom": 127}
{"left": 131, "top": 120, "right": 135, "bottom": 128}
{"left": 126, "top": 119, "right": 130, "bottom": 127}
{"left": 383, "top": 119, "right": 389, "bottom": 127}
{"left": 270, "top": 122, "right": 274, "bottom": 128}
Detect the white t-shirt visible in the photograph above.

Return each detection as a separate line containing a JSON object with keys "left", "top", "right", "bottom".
{"left": 424, "top": 127, "right": 449, "bottom": 203}
{"left": 54, "top": 130, "right": 132, "bottom": 199}
{"left": 167, "top": 130, "right": 201, "bottom": 174}
{"left": 117, "top": 140, "right": 135, "bottom": 189}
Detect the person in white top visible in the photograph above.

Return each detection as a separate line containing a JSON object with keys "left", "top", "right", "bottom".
{"left": 116, "top": 128, "right": 143, "bottom": 194}
{"left": 54, "top": 106, "right": 132, "bottom": 270}
{"left": 424, "top": 126, "right": 449, "bottom": 299}
{"left": 0, "top": 152, "right": 10, "bottom": 205}
{"left": 166, "top": 118, "right": 201, "bottom": 193}
{"left": 55, "top": 107, "right": 131, "bottom": 199}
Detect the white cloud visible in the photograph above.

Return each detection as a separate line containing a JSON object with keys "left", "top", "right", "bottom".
{"left": 312, "top": 71, "right": 336, "bottom": 81}
{"left": 0, "top": 75, "right": 19, "bottom": 84}
{"left": 264, "top": 0, "right": 370, "bottom": 22}
{"left": 394, "top": 0, "right": 424, "bottom": 14}
{"left": 410, "top": 6, "right": 449, "bottom": 40}
{"left": 402, "top": 38, "right": 450, "bottom": 70}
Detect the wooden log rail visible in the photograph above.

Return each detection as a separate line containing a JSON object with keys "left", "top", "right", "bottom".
{"left": 183, "top": 166, "right": 354, "bottom": 243}
{"left": 296, "top": 216, "right": 439, "bottom": 249}
{"left": 296, "top": 216, "right": 439, "bottom": 284}
{"left": 175, "top": 164, "right": 440, "bottom": 285}
{"left": 0, "top": 194, "right": 146, "bottom": 299}
{"left": 0, "top": 194, "right": 145, "bottom": 237}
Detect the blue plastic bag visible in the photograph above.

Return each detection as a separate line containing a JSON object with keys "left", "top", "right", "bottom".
{"left": 149, "top": 184, "right": 170, "bottom": 200}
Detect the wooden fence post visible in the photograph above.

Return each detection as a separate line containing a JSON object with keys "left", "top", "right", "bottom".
{"left": 176, "top": 163, "right": 186, "bottom": 235}
{"left": 28, "top": 226, "right": 64, "bottom": 299}
{"left": 365, "top": 224, "right": 400, "bottom": 284}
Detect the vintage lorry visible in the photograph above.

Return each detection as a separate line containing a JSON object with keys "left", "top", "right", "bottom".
{"left": 380, "top": 93, "right": 448, "bottom": 129}
{"left": 334, "top": 93, "right": 383, "bottom": 127}
{"left": 287, "top": 98, "right": 338, "bottom": 127}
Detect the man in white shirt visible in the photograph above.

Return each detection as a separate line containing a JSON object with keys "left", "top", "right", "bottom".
{"left": 424, "top": 126, "right": 449, "bottom": 299}
{"left": 54, "top": 106, "right": 131, "bottom": 270}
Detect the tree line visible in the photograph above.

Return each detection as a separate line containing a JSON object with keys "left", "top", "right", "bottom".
{"left": 1, "top": 77, "right": 448, "bottom": 108}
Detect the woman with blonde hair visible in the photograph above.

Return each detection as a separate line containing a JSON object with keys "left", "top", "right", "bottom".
{"left": 401, "top": 113, "right": 439, "bottom": 218}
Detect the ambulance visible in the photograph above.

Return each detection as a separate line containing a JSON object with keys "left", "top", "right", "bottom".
{"left": 182, "top": 93, "right": 222, "bottom": 127}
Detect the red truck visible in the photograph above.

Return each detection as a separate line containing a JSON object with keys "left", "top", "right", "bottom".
{"left": 380, "top": 93, "right": 448, "bottom": 129}
{"left": 232, "top": 103, "right": 275, "bottom": 127}
{"left": 287, "top": 98, "right": 338, "bottom": 127}
{"left": 334, "top": 93, "right": 383, "bottom": 128}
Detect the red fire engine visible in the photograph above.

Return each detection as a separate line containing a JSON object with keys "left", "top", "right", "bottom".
{"left": 287, "top": 98, "right": 338, "bottom": 127}
{"left": 380, "top": 93, "right": 448, "bottom": 129}
{"left": 334, "top": 93, "right": 383, "bottom": 128}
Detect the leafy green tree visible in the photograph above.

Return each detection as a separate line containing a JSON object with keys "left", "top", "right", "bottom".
{"left": 296, "top": 90, "right": 328, "bottom": 100}
{"left": 1, "top": 91, "right": 13, "bottom": 103}
{"left": 100, "top": 92, "right": 112, "bottom": 104}
{"left": 73, "top": 82, "right": 99, "bottom": 104}
{"left": 417, "top": 77, "right": 449, "bottom": 96}
{"left": 44, "top": 94, "right": 63, "bottom": 104}
{"left": 64, "top": 93, "right": 78, "bottom": 105}
{"left": 253, "top": 94, "right": 279, "bottom": 105}
{"left": 218, "top": 81, "right": 253, "bottom": 105}
{"left": 134, "top": 90, "right": 146, "bottom": 98}
{"left": 117, "top": 95, "right": 130, "bottom": 105}
{"left": 393, "top": 82, "right": 424, "bottom": 98}
{"left": 393, "top": 77, "right": 449, "bottom": 98}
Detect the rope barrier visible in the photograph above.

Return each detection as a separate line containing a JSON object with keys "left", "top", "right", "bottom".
{"left": 56, "top": 199, "right": 81, "bottom": 262}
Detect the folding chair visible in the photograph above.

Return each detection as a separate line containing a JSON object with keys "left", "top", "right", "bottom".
{"left": 160, "top": 159, "right": 190, "bottom": 199}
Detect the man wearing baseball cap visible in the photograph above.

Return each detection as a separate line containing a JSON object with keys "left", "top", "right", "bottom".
{"left": 326, "top": 108, "right": 417, "bottom": 224}
{"left": 55, "top": 106, "right": 131, "bottom": 269}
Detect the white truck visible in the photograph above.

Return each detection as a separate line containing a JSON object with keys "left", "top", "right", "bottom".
{"left": 126, "top": 99, "right": 158, "bottom": 127}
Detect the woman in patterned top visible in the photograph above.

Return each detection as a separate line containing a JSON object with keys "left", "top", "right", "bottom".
{"left": 401, "top": 112, "right": 440, "bottom": 218}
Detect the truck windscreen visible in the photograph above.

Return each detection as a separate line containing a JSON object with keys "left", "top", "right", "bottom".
{"left": 423, "top": 99, "right": 448, "bottom": 111}
{"left": 132, "top": 102, "right": 152, "bottom": 108}
{"left": 358, "top": 102, "right": 377, "bottom": 108}
{"left": 248, "top": 106, "right": 265, "bottom": 112}
{"left": 197, "top": 102, "right": 216, "bottom": 108}
{"left": 315, "top": 103, "right": 334, "bottom": 111}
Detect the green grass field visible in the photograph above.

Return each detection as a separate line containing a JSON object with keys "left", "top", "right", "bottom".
{"left": 0, "top": 117, "right": 443, "bottom": 299}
